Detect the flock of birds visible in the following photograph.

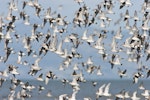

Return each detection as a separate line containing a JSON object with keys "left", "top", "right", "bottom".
{"left": 0, "top": 0, "right": 149, "bottom": 100}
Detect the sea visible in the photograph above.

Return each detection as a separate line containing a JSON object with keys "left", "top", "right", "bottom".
{"left": 0, "top": 79, "right": 150, "bottom": 100}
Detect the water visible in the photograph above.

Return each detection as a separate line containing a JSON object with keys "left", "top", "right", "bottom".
{"left": 0, "top": 79, "right": 150, "bottom": 100}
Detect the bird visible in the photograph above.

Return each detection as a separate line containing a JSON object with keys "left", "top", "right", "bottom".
{"left": 132, "top": 10, "right": 139, "bottom": 22}
{"left": 56, "top": 14, "right": 66, "bottom": 26}
{"left": 0, "top": 69, "right": 8, "bottom": 77}
{"left": 0, "top": 0, "right": 150, "bottom": 100}
{"left": 0, "top": 78, "right": 6, "bottom": 87}
{"left": 74, "top": 0, "right": 84, "bottom": 5}
{"left": 146, "top": 69, "right": 150, "bottom": 78}
{"left": 133, "top": 72, "right": 143, "bottom": 84}
{"left": 138, "top": 81, "right": 145, "bottom": 90}
{"left": 124, "top": 10, "right": 130, "bottom": 21}
{"left": 84, "top": 97, "right": 92, "bottom": 100}
{"left": 61, "top": 78, "right": 69, "bottom": 86}
{"left": 8, "top": 65, "right": 20, "bottom": 76}
{"left": 119, "top": 0, "right": 132, "bottom": 9}
{"left": 115, "top": 27, "right": 123, "bottom": 40}
{"left": 86, "top": 56, "right": 93, "bottom": 65}
{"left": 55, "top": 40, "right": 64, "bottom": 55}
{"left": 141, "top": 90, "right": 149, "bottom": 99}
{"left": 46, "top": 90, "right": 52, "bottom": 97}
{"left": 45, "top": 71, "right": 57, "bottom": 85}
{"left": 82, "top": 29, "right": 88, "bottom": 40}
{"left": 96, "top": 83, "right": 106, "bottom": 98}
{"left": 103, "top": 83, "right": 111, "bottom": 97}
{"left": 109, "top": 54, "right": 122, "bottom": 69}
{"left": 36, "top": 73, "right": 44, "bottom": 81}
{"left": 70, "top": 77, "right": 79, "bottom": 88}
{"left": 17, "top": 51, "right": 26, "bottom": 64}
{"left": 59, "top": 94, "right": 68, "bottom": 100}
{"left": 131, "top": 91, "right": 140, "bottom": 100}
{"left": 8, "top": 90, "right": 15, "bottom": 100}
{"left": 111, "top": 37, "right": 118, "bottom": 53}
{"left": 92, "top": 81, "right": 97, "bottom": 87}
{"left": 38, "top": 85, "right": 45, "bottom": 93}
{"left": 5, "top": 30, "right": 12, "bottom": 40}
{"left": 24, "top": 14, "right": 30, "bottom": 25}
{"left": 97, "top": 66, "right": 103, "bottom": 76}
{"left": 119, "top": 1, "right": 126, "bottom": 9}
{"left": 118, "top": 68, "right": 127, "bottom": 78}
{"left": 115, "top": 89, "right": 126, "bottom": 99}
{"left": 68, "top": 91, "right": 78, "bottom": 100}
{"left": 4, "top": 47, "right": 15, "bottom": 63}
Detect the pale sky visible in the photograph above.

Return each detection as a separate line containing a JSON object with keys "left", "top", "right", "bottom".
{"left": 0, "top": 0, "right": 149, "bottom": 80}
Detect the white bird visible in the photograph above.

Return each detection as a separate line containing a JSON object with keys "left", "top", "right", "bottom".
{"left": 123, "top": 37, "right": 131, "bottom": 48}
{"left": 86, "top": 35, "right": 94, "bottom": 44}
{"left": 32, "top": 57, "right": 42, "bottom": 70}
{"left": 17, "top": 51, "right": 26, "bottom": 64}
{"left": 8, "top": 65, "right": 20, "bottom": 75}
{"left": 103, "top": 83, "right": 111, "bottom": 97}
{"left": 38, "top": 85, "right": 45, "bottom": 93}
{"left": 111, "top": 37, "right": 118, "bottom": 52}
{"left": 138, "top": 82, "right": 145, "bottom": 90}
{"left": 49, "top": 33, "right": 57, "bottom": 52}
{"left": 132, "top": 10, "right": 139, "bottom": 21}
{"left": 84, "top": 97, "right": 91, "bottom": 100}
{"left": 5, "top": 31, "right": 12, "bottom": 40}
{"left": 73, "top": 63, "right": 79, "bottom": 70}
{"left": 82, "top": 29, "right": 88, "bottom": 40}
{"left": 115, "top": 27, "right": 123, "bottom": 39}
{"left": 0, "top": 16, "right": 5, "bottom": 29}
{"left": 9, "top": 0, "right": 18, "bottom": 11}
{"left": 6, "top": 9, "right": 12, "bottom": 21}
{"left": 115, "top": 90, "right": 125, "bottom": 99}
{"left": 131, "top": 91, "right": 140, "bottom": 100}
{"left": 124, "top": 10, "right": 130, "bottom": 21}
{"left": 24, "top": 14, "right": 30, "bottom": 25}
{"left": 29, "top": 57, "right": 42, "bottom": 76}
{"left": 56, "top": 14, "right": 66, "bottom": 26}
{"left": 97, "top": 66, "right": 103, "bottom": 76}
{"left": 8, "top": 91, "right": 15, "bottom": 100}
{"left": 98, "top": 48, "right": 105, "bottom": 54}
{"left": 64, "top": 36, "right": 70, "bottom": 43}
{"left": 96, "top": 84, "right": 106, "bottom": 98}
{"left": 125, "top": 19, "right": 131, "bottom": 30}
{"left": 141, "top": 90, "right": 149, "bottom": 99}
{"left": 46, "top": 90, "right": 52, "bottom": 97}
{"left": 126, "top": 0, "right": 132, "bottom": 6}
{"left": 0, "top": 69, "right": 8, "bottom": 77}
{"left": 59, "top": 94, "right": 68, "bottom": 100}
{"left": 107, "top": 3, "right": 114, "bottom": 14}
{"left": 141, "top": 18, "right": 149, "bottom": 31}
{"left": 112, "top": 55, "right": 122, "bottom": 65}
{"left": 74, "top": 0, "right": 84, "bottom": 5}
{"left": 118, "top": 68, "right": 127, "bottom": 78}
{"left": 131, "top": 23, "right": 138, "bottom": 33}
{"left": 59, "top": 64, "right": 65, "bottom": 71}
{"left": 133, "top": 72, "right": 143, "bottom": 84}
{"left": 100, "top": 20, "right": 106, "bottom": 28}
{"left": 44, "top": 7, "right": 52, "bottom": 19}
{"left": 99, "top": 11, "right": 107, "bottom": 20}
{"left": 36, "top": 73, "right": 44, "bottom": 81}
{"left": 124, "top": 91, "right": 130, "bottom": 99}
{"left": 93, "top": 36, "right": 105, "bottom": 50}
{"left": 55, "top": 40, "right": 64, "bottom": 55}
{"left": 86, "top": 56, "right": 93, "bottom": 65}
{"left": 70, "top": 77, "right": 79, "bottom": 87}
{"left": 68, "top": 91, "right": 78, "bottom": 100}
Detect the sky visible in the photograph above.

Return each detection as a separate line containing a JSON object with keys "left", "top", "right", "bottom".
{"left": 0, "top": 0, "right": 149, "bottom": 80}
